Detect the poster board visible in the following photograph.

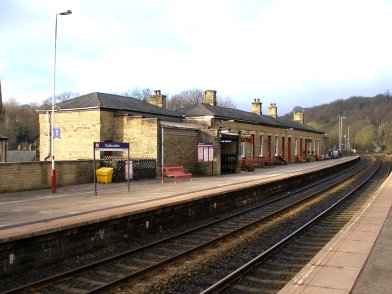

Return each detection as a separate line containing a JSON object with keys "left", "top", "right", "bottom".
{"left": 198, "top": 142, "right": 214, "bottom": 162}
{"left": 93, "top": 142, "right": 130, "bottom": 196}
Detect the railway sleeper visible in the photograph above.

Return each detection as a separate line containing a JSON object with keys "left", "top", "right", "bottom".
{"left": 254, "top": 267, "right": 299, "bottom": 276}
{"left": 76, "top": 276, "right": 106, "bottom": 287}
{"left": 273, "top": 255, "right": 311, "bottom": 262}
{"left": 263, "top": 262, "right": 304, "bottom": 271}
{"left": 280, "top": 248, "right": 320, "bottom": 257}
{"left": 142, "top": 251, "right": 168, "bottom": 260}
{"left": 54, "top": 284, "right": 87, "bottom": 294}
{"left": 285, "top": 244, "right": 326, "bottom": 251}
{"left": 96, "top": 269, "right": 124, "bottom": 278}
{"left": 114, "top": 262, "right": 139, "bottom": 271}
{"left": 243, "top": 275, "right": 287, "bottom": 287}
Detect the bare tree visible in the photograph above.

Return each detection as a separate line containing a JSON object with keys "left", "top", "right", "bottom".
{"left": 217, "top": 95, "right": 236, "bottom": 108}
{"left": 122, "top": 87, "right": 153, "bottom": 101}
{"left": 41, "top": 91, "right": 79, "bottom": 107}
{"left": 167, "top": 88, "right": 204, "bottom": 110}
{"left": 167, "top": 88, "right": 236, "bottom": 110}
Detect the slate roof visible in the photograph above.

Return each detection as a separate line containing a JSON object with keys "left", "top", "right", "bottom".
{"left": 0, "top": 135, "right": 8, "bottom": 141}
{"left": 38, "top": 92, "right": 182, "bottom": 119}
{"left": 178, "top": 103, "right": 325, "bottom": 134}
{"left": 160, "top": 121, "right": 202, "bottom": 130}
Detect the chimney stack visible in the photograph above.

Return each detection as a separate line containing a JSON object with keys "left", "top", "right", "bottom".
{"left": 268, "top": 103, "right": 278, "bottom": 118}
{"left": 147, "top": 89, "right": 166, "bottom": 108}
{"left": 293, "top": 111, "right": 304, "bottom": 123}
{"left": 251, "top": 98, "right": 262, "bottom": 115}
{"left": 203, "top": 90, "right": 217, "bottom": 106}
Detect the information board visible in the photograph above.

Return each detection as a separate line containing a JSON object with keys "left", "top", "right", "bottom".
{"left": 198, "top": 142, "right": 214, "bottom": 162}
{"left": 93, "top": 142, "right": 130, "bottom": 195}
{"left": 94, "top": 142, "right": 129, "bottom": 151}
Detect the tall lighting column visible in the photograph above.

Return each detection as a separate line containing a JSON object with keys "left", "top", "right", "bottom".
{"left": 51, "top": 9, "right": 72, "bottom": 193}
{"left": 338, "top": 116, "right": 346, "bottom": 154}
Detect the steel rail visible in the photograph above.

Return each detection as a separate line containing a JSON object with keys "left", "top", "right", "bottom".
{"left": 201, "top": 157, "right": 384, "bottom": 293}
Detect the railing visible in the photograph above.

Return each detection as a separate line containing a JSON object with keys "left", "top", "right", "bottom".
{"left": 102, "top": 156, "right": 156, "bottom": 182}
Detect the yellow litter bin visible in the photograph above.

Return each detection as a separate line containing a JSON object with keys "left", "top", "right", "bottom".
{"left": 96, "top": 167, "right": 113, "bottom": 183}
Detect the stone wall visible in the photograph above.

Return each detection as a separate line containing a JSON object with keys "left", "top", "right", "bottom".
{"left": 39, "top": 110, "right": 101, "bottom": 160}
{"left": 0, "top": 160, "right": 96, "bottom": 193}
{"left": 162, "top": 127, "right": 200, "bottom": 174}
{"left": 113, "top": 116, "right": 159, "bottom": 158}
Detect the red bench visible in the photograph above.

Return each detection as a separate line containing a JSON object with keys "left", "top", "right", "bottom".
{"left": 241, "top": 158, "right": 255, "bottom": 171}
{"left": 162, "top": 166, "right": 192, "bottom": 183}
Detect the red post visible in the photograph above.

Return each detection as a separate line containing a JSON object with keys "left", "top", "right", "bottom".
{"left": 51, "top": 169, "right": 56, "bottom": 193}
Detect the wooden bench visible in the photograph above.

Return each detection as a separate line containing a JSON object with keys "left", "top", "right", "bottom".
{"left": 162, "top": 166, "right": 192, "bottom": 183}
{"left": 241, "top": 158, "right": 255, "bottom": 171}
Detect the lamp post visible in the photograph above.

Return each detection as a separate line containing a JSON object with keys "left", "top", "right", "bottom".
{"left": 338, "top": 116, "right": 346, "bottom": 153}
{"left": 51, "top": 9, "right": 72, "bottom": 193}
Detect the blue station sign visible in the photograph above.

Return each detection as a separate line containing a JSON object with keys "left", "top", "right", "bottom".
{"left": 53, "top": 128, "right": 61, "bottom": 138}
{"left": 94, "top": 142, "right": 129, "bottom": 151}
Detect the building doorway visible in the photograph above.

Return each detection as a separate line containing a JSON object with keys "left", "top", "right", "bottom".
{"left": 220, "top": 135, "right": 238, "bottom": 174}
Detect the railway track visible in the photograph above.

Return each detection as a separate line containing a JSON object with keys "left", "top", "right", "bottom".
{"left": 2, "top": 156, "right": 378, "bottom": 294}
{"left": 201, "top": 155, "right": 391, "bottom": 293}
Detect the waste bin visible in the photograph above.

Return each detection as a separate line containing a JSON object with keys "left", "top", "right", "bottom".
{"left": 96, "top": 167, "right": 113, "bottom": 183}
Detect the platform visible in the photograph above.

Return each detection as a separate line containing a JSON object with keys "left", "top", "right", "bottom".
{"left": 0, "top": 157, "right": 355, "bottom": 240}
{"left": 0, "top": 156, "right": 390, "bottom": 293}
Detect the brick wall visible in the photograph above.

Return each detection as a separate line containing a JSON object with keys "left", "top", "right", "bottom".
{"left": 0, "top": 160, "right": 96, "bottom": 193}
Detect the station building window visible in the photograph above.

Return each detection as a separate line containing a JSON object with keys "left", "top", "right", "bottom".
{"left": 274, "top": 136, "right": 279, "bottom": 156}
{"left": 240, "top": 142, "right": 245, "bottom": 158}
{"left": 295, "top": 138, "right": 298, "bottom": 156}
{"left": 259, "top": 135, "right": 264, "bottom": 157}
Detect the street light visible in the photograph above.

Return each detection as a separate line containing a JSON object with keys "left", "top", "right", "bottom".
{"left": 51, "top": 9, "right": 72, "bottom": 193}
{"left": 338, "top": 116, "right": 346, "bottom": 153}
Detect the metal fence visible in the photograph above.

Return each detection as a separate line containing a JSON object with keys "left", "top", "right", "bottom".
{"left": 102, "top": 156, "right": 156, "bottom": 182}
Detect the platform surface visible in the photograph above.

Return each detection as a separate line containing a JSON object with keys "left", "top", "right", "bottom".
{"left": 1, "top": 156, "right": 391, "bottom": 293}
{"left": 0, "top": 157, "right": 354, "bottom": 237}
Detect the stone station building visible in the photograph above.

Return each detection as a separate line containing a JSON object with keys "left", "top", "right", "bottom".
{"left": 38, "top": 90, "right": 328, "bottom": 176}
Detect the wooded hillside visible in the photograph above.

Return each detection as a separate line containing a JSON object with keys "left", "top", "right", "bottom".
{"left": 282, "top": 94, "right": 392, "bottom": 153}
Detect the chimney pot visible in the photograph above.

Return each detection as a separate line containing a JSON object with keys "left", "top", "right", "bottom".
{"left": 147, "top": 90, "right": 166, "bottom": 108}
{"left": 251, "top": 98, "right": 262, "bottom": 115}
{"left": 268, "top": 103, "right": 278, "bottom": 118}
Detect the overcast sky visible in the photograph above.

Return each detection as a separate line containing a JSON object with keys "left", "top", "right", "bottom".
{"left": 1, "top": 0, "right": 391, "bottom": 115}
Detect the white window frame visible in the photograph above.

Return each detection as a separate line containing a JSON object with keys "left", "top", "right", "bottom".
{"left": 295, "top": 138, "right": 298, "bottom": 156}
{"left": 259, "top": 135, "right": 264, "bottom": 157}
{"left": 240, "top": 142, "right": 245, "bottom": 158}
